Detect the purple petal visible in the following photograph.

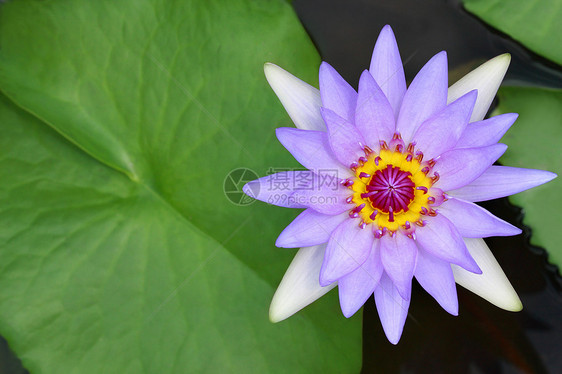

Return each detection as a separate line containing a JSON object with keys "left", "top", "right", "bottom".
{"left": 355, "top": 70, "right": 396, "bottom": 151}
{"left": 380, "top": 233, "right": 417, "bottom": 301}
{"left": 456, "top": 113, "right": 517, "bottom": 148}
{"left": 369, "top": 25, "right": 407, "bottom": 119}
{"left": 438, "top": 197, "right": 521, "bottom": 237}
{"left": 414, "top": 249, "right": 459, "bottom": 315}
{"left": 319, "top": 219, "right": 374, "bottom": 286}
{"left": 374, "top": 273, "right": 410, "bottom": 345}
{"left": 283, "top": 170, "right": 352, "bottom": 215}
{"left": 275, "top": 128, "right": 354, "bottom": 178}
{"left": 415, "top": 214, "right": 481, "bottom": 273}
{"left": 321, "top": 107, "right": 366, "bottom": 167}
{"left": 264, "top": 63, "right": 325, "bottom": 131}
{"left": 319, "top": 62, "right": 357, "bottom": 123}
{"left": 276, "top": 210, "right": 348, "bottom": 248}
{"left": 412, "top": 90, "right": 477, "bottom": 160}
{"left": 269, "top": 244, "right": 337, "bottom": 322}
{"left": 243, "top": 171, "right": 309, "bottom": 208}
{"left": 448, "top": 165, "right": 557, "bottom": 202}
{"left": 433, "top": 144, "right": 507, "bottom": 191}
{"left": 396, "top": 51, "right": 448, "bottom": 142}
{"left": 296, "top": 190, "right": 350, "bottom": 215}
{"left": 338, "top": 239, "right": 383, "bottom": 318}
{"left": 453, "top": 238, "right": 522, "bottom": 311}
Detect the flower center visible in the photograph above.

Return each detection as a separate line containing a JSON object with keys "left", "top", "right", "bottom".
{"left": 343, "top": 134, "right": 441, "bottom": 234}
{"left": 366, "top": 165, "right": 415, "bottom": 213}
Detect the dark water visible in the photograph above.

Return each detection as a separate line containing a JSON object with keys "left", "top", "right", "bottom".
{"left": 292, "top": 0, "right": 562, "bottom": 373}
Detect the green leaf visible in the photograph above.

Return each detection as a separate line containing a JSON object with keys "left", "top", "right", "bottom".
{"left": 462, "top": 0, "right": 562, "bottom": 65}
{"left": 0, "top": 0, "right": 361, "bottom": 372}
{"left": 495, "top": 86, "right": 562, "bottom": 267}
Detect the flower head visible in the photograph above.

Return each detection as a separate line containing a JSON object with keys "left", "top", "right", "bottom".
{"left": 244, "top": 25, "right": 556, "bottom": 344}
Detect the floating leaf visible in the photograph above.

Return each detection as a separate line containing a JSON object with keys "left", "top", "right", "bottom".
{"left": 0, "top": 0, "right": 361, "bottom": 372}
{"left": 495, "top": 86, "right": 562, "bottom": 267}
{"left": 463, "top": 0, "right": 562, "bottom": 65}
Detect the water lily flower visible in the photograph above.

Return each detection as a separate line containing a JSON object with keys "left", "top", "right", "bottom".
{"left": 243, "top": 25, "right": 556, "bottom": 344}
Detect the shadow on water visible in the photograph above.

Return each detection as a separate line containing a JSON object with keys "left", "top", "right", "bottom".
{"left": 292, "top": 0, "right": 562, "bottom": 373}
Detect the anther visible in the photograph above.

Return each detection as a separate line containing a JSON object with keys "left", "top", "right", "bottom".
{"left": 370, "top": 211, "right": 378, "bottom": 220}
{"left": 415, "top": 220, "right": 426, "bottom": 227}
{"left": 405, "top": 154, "right": 413, "bottom": 162}
{"left": 392, "top": 133, "right": 402, "bottom": 140}
{"left": 358, "top": 157, "right": 368, "bottom": 165}
{"left": 350, "top": 162, "right": 358, "bottom": 170}
{"left": 404, "top": 221, "right": 411, "bottom": 230}
{"left": 427, "top": 197, "right": 435, "bottom": 204}
{"left": 361, "top": 191, "right": 377, "bottom": 199}
{"left": 395, "top": 144, "right": 404, "bottom": 153}
{"left": 379, "top": 140, "right": 389, "bottom": 150}
{"left": 427, "top": 159, "right": 436, "bottom": 168}
{"left": 374, "top": 156, "right": 382, "bottom": 165}
{"left": 374, "top": 229, "right": 384, "bottom": 239}
{"left": 428, "top": 209, "right": 437, "bottom": 217}
{"left": 416, "top": 186, "right": 428, "bottom": 194}
{"left": 359, "top": 221, "right": 367, "bottom": 229}
{"left": 420, "top": 206, "right": 428, "bottom": 215}
{"left": 345, "top": 196, "right": 354, "bottom": 204}
{"left": 363, "top": 145, "right": 373, "bottom": 155}
{"left": 342, "top": 179, "right": 354, "bottom": 188}
{"left": 359, "top": 172, "right": 371, "bottom": 179}
{"left": 349, "top": 211, "right": 359, "bottom": 218}
{"left": 388, "top": 206, "right": 395, "bottom": 222}
{"left": 421, "top": 166, "right": 430, "bottom": 174}
{"left": 352, "top": 203, "right": 366, "bottom": 213}
{"left": 431, "top": 172, "right": 440, "bottom": 184}
{"left": 407, "top": 143, "right": 415, "bottom": 154}
{"left": 415, "top": 151, "right": 424, "bottom": 163}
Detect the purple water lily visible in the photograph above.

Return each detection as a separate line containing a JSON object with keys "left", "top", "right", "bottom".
{"left": 243, "top": 25, "right": 556, "bottom": 344}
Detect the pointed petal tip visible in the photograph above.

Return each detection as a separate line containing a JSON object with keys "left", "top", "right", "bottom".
{"left": 341, "top": 307, "right": 357, "bottom": 319}
{"left": 359, "top": 69, "right": 371, "bottom": 81}
{"left": 545, "top": 171, "right": 558, "bottom": 181}
{"left": 434, "top": 50, "right": 448, "bottom": 61}
{"left": 268, "top": 304, "right": 288, "bottom": 323}
{"left": 381, "top": 24, "right": 393, "bottom": 32}
{"left": 448, "top": 305, "right": 459, "bottom": 316}
{"left": 263, "top": 62, "right": 282, "bottom": 81}
{"left": 510, "top": 298, "right": 523, "bottom": 312}
{"left": 498, "top": 53, "right": 512, "bottom": 63}
{"left": 466, "top": 258, "right": 483, "bottom": 275}
{"left": 319, "top": 61, "right": 335, "bottom": 76}
{"left": 318, "top": 274, "right": 334, "bottom": 287}
{"left": 387, "top": 333, "right": 401, "bottom": 345}
{"left": 274, "top": 236, "right": 290, "bottom": 248}
{"left": 242, "top": 181, "right": 256, "bottom": 198}
{"left": 454, "top": 238, "right": 523, "bottom": 312}
{"left": 377, "top": 24, "right": 397, "bottom": 41}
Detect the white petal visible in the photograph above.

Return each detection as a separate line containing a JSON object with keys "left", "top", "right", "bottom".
{"left": 269, "top": 244, "right": 336, "bottom": 322}
{"left": 452, "top": 238, "right": 522, "bottom": 312}
{"left": 447, "top": 54, "right": 511, "bottom": 123}
{"left": 264, "top": 63, "right": 325, "bottom": 131}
